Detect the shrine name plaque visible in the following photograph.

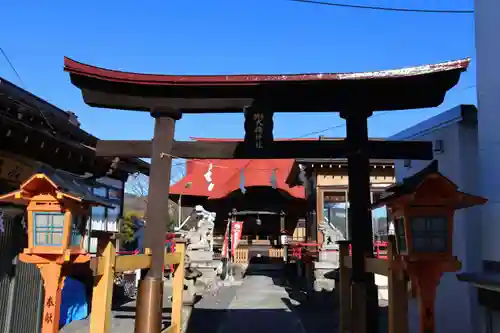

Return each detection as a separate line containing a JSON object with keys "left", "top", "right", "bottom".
{"left": 244, "top": 107, "right": 274, "bottom": 153}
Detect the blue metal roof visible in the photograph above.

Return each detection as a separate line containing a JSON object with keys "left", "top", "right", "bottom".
{"left": 35, "top": 165, "right": 115, "bottom": 207}
{"left": 389, "top": 104, "right": 477, "bottom": 141}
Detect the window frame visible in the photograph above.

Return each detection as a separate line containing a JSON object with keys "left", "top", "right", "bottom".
{"left": 410, "top": 216, "right": 448, "bottom": 253}
{"left": 33, "top": 212, "right": 65, "bottom": 247}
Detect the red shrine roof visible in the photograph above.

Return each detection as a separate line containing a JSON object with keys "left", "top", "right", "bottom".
{"left": 64, "top": 57, "right": 470, "bottom": 113}
{"left": 170, "top": 138, "right": 305, "bottom": 200}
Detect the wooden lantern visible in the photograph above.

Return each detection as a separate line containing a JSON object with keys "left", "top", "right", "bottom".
{"left": 373, "top": 160, "right": 487, "bottom": 333}
{"left": 0, "top": 171, "right": 111, "bottom": 333}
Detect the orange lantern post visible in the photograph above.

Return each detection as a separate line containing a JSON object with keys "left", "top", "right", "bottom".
{"left": 373, "top": 161, "right": 487, "bottom": 333}
{"left": 0, "top": 172, "right": 111, "bottom": 333}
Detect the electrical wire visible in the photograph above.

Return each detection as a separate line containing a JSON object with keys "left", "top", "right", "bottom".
{"left": 0, "top": 46, "right": 58, "bottom": 134}
{"left": 167, "top": 110, "right": 392, "bottom": 171}
{"left": 287, "top": 0, "right": 474, "bottom": 14}
{"left": 167, "top": 80, "right": 476, "bottom": 172}
{"left": 0, "top": 47, "right": 26, "bottom": 88}
{"left": 0, "top": 47, "right": 475, "bottom": 175}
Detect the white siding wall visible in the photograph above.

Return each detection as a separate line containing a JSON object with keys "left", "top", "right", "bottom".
{"left": 82, "top": 219, "right": 120, "bottom": 253}
{"left": 475, "top": 1, "right": 500, "bottom": 331}
{"left": 475, "top": 0, "right": 500, "bottom": 268}
{"left": 392, "top": 112, "right": 479, "bottom": 333}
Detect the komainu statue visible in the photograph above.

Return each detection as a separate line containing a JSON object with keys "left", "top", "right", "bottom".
{"left": 318, "top": 218, "right": 346, "bottom": 250}
{"left": 186, "top": 205, "right": 216, "bottom": 252}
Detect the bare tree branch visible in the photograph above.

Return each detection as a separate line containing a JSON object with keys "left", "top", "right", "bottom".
{"left": 129, "top": 173, "right": 149, "bottom": 205}
{"left": 126, "top": 167, "right": 185, "bottom": 230}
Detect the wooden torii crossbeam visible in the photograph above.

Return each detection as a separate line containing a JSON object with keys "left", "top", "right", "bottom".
{"left": 95, "top": 138, "right": 433, "bottom": 160}
{"left": 64, "top": 56, "right": 470, "bottom": 333}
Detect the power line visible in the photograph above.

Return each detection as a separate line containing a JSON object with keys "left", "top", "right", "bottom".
{"left": 0, "top": 47, "right": 26, "bottom": 88}
{"left": 295, "top": 111, "right": 389, "bottom": 139}
{"left": 162, "top": 111, "right": 393, "bottom": 171}
{"left": 0, "top": 46, "right": 60, "bottom": 135}
{"left": 166, "top": 80, "right": 477, "bottom": 171}
{"left": 287, "top": 0, "right": 474, "bottom": 14}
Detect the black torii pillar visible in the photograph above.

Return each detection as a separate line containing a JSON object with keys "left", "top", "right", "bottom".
{"left": 341, "top": 110, "right": 379, "bottom": 333}
{"left": 135, "top": 109, "right": 181, "bottom": 333}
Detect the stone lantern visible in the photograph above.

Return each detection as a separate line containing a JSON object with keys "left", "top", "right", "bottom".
{"left": 0, "top": 170, "right": 111, "bottom": 333}
{"left": 373, "top": 160, "right": 487, "bottom": 333}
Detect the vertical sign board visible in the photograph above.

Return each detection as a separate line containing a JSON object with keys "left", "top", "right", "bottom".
{"left": 244, "top": 107, "right": 274, "bottom": 154}
{"left": 222, "top": 221, "right": 244, "bottom": 257}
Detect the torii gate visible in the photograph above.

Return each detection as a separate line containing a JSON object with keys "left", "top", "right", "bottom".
{"left": 64, "top": 57, "right": 469, "bottom": 333}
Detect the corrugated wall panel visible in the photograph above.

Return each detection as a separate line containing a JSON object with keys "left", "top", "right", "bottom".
{"left": 0, "top": 214, "right": 43, "bottom": 333}
{"left": 0, "top": 217, "right": 15, "bottom": 333}
{"left": 9, "top": 262, "right": 42, "bottom": 333}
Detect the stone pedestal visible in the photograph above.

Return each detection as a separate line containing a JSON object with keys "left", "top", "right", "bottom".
{"left": 318, "top": 250, "right": 340, "bottom": 265}
{"left": 186, "top": 250, "right": 220, "bottom": 295}
{"left": 313, "top": 261, "right": 338, "bottom": 292}
{"left": 188, "top": 250, "right": 214, "bottom": 262}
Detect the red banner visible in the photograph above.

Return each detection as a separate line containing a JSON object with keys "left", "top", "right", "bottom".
{"left": 222, "top": 221, "right": 244, "bottom": 258}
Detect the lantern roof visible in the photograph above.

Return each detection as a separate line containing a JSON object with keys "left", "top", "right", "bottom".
{"left": 0, "top": 166, "right": 113, "bottom": 207}
{"left": 373, "top": 160, "right": 487, "bottom": 209}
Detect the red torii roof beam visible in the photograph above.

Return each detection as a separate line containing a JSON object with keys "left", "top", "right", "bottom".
{"left": 65, "top": 57, "right": 469, "bottom": 113}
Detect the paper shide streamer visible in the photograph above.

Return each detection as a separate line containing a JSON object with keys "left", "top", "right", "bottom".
{"left": 270, "top": 169, "right": 277, "bottom": 189}
{"left": 204, "top": 163, "right": 215, "bottom": 192}
{"left": 240, "top": 169, "right": 247, "bottom": 194}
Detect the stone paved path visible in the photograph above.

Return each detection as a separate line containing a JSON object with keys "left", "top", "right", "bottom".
{"left": 185, "top": 282, "right": 241, "bottom": 333}
{"left": 59, "top": 274, "right": 390, "bottom": 333}
{"left": 215, "top": 275, "right": 306, "bottom": 333}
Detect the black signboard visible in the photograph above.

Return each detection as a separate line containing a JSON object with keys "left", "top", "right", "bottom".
{"left": 244, "top": 107, "right": 274, "bottom": 152}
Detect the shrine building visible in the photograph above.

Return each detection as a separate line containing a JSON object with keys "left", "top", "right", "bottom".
{"left": 286, "top": 152, "right": 395, "bottom": 246}
{"left": 170, "top": 137, "right": 396, "bottom": 258}
{"left": 169, "top": 137, "right": 307, "bottom": 247}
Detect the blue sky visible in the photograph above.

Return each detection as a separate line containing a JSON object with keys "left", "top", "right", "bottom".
{"left": 1, "top": 0, "right": 476, "bottom": 179}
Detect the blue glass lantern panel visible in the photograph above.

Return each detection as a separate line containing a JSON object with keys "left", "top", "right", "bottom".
{"left": 410, "top": 216, "right": 448, "bottom": 253}
{"left": 33, "top": 212, "right": 65, "bottom": 246}
{"left": 394, "top": 217, "right": 407, "bottom": 253}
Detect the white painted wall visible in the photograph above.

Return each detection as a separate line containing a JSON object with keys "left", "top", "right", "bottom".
{"left": 475, "top": 1, "right": 500, "bottom": 331}
{"left": 82, "top": 219, "right": 120, "bottom": 253}
{"left": 475, "top": 0, "right": 500, "bottom": 269}
{"left": 390, "top": 106, "right": 480, "bottom": 333}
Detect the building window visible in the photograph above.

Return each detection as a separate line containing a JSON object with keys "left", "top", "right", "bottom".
{"left": 323, "top": 191, "right": 349, "bottom": 241}
{"left": 71, "top": 215, "right": 83, "bottom": 247}
{"left": 108, "top": 188, "right": 122, "bottom": 201}
{"left": 33, "top": 212, "right": 65, "bottom": 246}
{"left": 371, "top": 192, "right": 389, "bottom": 240}
{"left": 91, "top": 206, "right": 106, "bottom": 221}
{"left": 93, "top": 187, "right": 108, "bottom": 198}
{"left": 321, "top": 190, "right": 390, "bottom": 243}
{"left": 107, "top": 205, "right": 120, "bottom": 222}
